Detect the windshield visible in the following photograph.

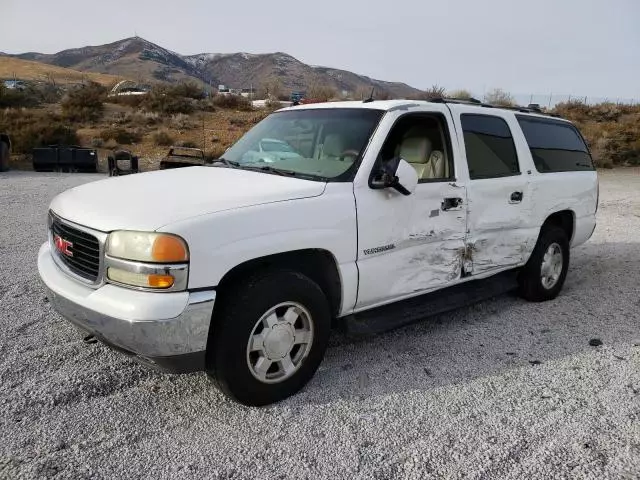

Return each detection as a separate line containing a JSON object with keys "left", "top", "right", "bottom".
{"left": 220, "top": 108, "right": 384, "bottom": 180}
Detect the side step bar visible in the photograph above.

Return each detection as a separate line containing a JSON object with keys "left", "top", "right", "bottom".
{"left": 339, "top": 270, "right": 519, "bottom": 337}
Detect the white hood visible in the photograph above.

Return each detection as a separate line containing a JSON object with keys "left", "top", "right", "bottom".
{"left": 50, "top": 167, "right": 327, "bottom": 232}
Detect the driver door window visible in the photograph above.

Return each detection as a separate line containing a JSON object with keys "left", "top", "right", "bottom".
{"left": 379, "top": 114, "right": 454, "bottom": 182}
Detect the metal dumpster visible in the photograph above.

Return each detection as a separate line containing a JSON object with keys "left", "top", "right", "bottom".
{"left": 32, "top": 145, "right": 98, "bottom": 173}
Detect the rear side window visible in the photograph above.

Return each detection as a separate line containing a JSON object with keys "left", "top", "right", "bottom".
{"left": 461, "top": 114, "right": 520, "bottom": 179}
{"left": 516, "top": 116, "right": 594, "bottom": 172}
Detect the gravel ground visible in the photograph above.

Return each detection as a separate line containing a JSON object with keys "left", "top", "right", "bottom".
{"left": 1, "top": 169, "right": 639, "bottom": 480}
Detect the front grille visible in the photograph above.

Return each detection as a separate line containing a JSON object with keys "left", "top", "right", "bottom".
{"left": 50, "top": 216, "right": 100, "bottom": 282}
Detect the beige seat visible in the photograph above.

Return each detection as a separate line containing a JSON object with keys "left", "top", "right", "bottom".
{"left": 425, "top": 150, "right": 446, "bottom": 179}
{"left": 397, "top": 133, "right": 446, "bottom": 180}
{"left": 321, "top": 134, "right": 344, "bottom": 160}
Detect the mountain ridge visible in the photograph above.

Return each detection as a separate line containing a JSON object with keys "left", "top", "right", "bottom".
{"left": 3, "top": 37, "right": 423, "bottom": 97}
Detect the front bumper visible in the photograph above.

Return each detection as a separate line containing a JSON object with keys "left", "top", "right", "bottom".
{"left": 38, "top": 242, "right": 215, "bottom": 373}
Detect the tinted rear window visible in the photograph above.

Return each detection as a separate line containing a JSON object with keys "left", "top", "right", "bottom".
{"left": 516, "top": 116, "right": 594, "bottom": 172}
{"left": 461, "top": 114, "right": 520, "bottom": 179}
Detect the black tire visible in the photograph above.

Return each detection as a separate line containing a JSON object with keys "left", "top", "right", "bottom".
{"left": 518, "top": 226, "right": 570, "bottom": 302}
{"left": 0, "top": 142, "right": 9, "bottom": 172}
{"left": 207, "top": 270, "right": 331, "bottom": 406}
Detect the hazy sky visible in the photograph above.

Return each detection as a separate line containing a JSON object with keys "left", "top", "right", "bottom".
{"left": 1, "top": 0, "right": 638, "bottom": 98}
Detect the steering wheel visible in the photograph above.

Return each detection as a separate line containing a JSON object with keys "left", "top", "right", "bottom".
{"left": 339, "top": 149, "right": 360, "bottom": 161}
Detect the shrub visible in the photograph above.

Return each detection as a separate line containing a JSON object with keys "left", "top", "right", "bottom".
{"left": 229, "top": 117, "right": 248, "bottom": 127}
{"left": 170, "top": 82, "right": 205, "bottom": 100}
{"left": 307, "top": 83, "right": 337, "bottom": 102}
{"left": 196, "top": 99, "right": 216, "bottom": 112}
{"left": 142, "top": 86, "right": 195, "bottom": 115}
{"left": 264, "top": 98, "right": 283, "bottom": 111}
{"left": 449, "top": 89, "right": 473, "bottom": 100}
{"left": 212, "top": 94, "right": 252, "bottom": 111}
{"left": 100, "top": 127, "right": 142, "bottom": 145}
{"left": 0, "top": 84, "right": 41, "bottom": 108}
{"left": 90, "top": 137, "right": 104, "bottom": 148}
{"left": 179, "top": 141, "right": 199, "bottom": 148}
{"left": 552, "top": 101, "right": 640, "bottom": 167}
{"left": 0, "top": 110, "right": 79, "bottom": 153}
{"left": 170, "top": 113, "right": 194, "bottom": 130}
{"left": 152, "top": 130, "right": 174, "bottom": 146}
{"left": 61, "top": 81, "right": 107, "bottom": 122}
{"left": 484, "top": 88, "right": 514, "bottom": 106}
{"left": 107, "top": 95, "right": 146, "bottom": 108}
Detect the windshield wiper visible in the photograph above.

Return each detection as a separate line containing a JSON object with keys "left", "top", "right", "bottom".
{"left": 241, "top": 165, "right": 299, "bottom": 177}
{"left": 210, "top": 158, "right": 240, "bottom": 168}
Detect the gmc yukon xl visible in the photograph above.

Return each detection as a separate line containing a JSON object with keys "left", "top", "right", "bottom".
{"left": 38, "top": 99, "right": 598, "bottom": 405}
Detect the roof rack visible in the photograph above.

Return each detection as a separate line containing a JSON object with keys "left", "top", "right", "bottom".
{"left": 430, "top": 98, "right": 561, "bottom": 118}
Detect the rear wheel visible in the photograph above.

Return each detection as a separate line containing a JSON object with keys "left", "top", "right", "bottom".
{"left": 0, "top": 142, "right": 9, "bottom": 172}
{"left": 518, "top": 226, "right": 570, "bottom": 302}
{"left": 207, "top": 270, "right": 331, "bottom": 406}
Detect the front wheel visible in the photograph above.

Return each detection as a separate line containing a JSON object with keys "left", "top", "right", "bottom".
{"left": 207, "top": 270, "right": 331, "bottom": 406}
{"left": 518, "top": 226, "right": 570, "bottom": 302}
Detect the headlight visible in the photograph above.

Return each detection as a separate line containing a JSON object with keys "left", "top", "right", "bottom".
{"left": 106, "top": 231, "right": 189, "bottom": 263}
{"left": 105, "top": 231, "right": 189, "bottom": 291}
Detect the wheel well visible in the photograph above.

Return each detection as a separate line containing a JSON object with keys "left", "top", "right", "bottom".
{"left": 214, "top": 249, "right": 342, "bottom": 317}
{"left": 543, "top": 210, "right": 575, "bottom": 243}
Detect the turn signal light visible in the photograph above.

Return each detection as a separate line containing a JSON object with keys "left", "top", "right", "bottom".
{"left": 107, "top": 268, "right": 175, "bottom": 289}
{"left": 152, "top": 235, "right": 189, "bottom": 263}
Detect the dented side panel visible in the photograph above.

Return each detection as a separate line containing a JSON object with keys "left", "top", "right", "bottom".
{"left": 355, "top": 179, "right": 468, "bottom": 309}
{"left": 464, "top": 175, "right": 535, "bottom": 274}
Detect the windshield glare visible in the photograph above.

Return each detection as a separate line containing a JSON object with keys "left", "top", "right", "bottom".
{"left": 220, "top": 108, "right": 384, "bottom": 180}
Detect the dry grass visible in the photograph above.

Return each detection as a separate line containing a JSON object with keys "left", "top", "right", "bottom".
{"left": 553, "top": 102, "right": 640, "bottom": 167}
{"left": 0, "top": 57, "right": 123, "bottom": 86}
{"left": 74, "top": 107, "right": 267, "bottom": 171}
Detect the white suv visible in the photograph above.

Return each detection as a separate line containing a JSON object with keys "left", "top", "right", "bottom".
{"left": 38, "top": 99, "right": 598, "bottom": 405}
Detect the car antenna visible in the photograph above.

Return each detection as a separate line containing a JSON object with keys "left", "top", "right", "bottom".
{"left": 363, "top": 87, "right": 375, "bottom": 103}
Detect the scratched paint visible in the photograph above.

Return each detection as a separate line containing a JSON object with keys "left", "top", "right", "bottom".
{"left": 355, "top": 180, "right": 467, "bottom": 308}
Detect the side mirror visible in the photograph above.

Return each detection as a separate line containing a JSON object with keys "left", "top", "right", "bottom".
{"left": 370, "top": 157, "right": 418, "bottom": 196}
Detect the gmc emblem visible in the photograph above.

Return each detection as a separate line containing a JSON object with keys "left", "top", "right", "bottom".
{"left": 53, "top": 234, "right": 73, "bottom": 257}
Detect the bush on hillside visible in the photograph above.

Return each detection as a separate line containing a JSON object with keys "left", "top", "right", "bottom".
{"left": 152, "top": 130, "right": 174, "bottom": 146}
{"left": 61, "top": 81, "right": 107, "bottom": 122}
{"left": 100, "top": 127, "right": 143, "bottom": 145}
{"left": 169, "top": 82, "right": 205, "bottom": 100}
{"left": 212, "top": 94, "right": 252, "bottom": 111}
{"left": 0, "top": 110, "right": 79, "bottom": 153}
{"left": 106, "top": 94, "right": 146, "bottom": 108}
{"left": 553, "top": 101, "right": 640, "bottom": 167}
{"left": 0, "top": 84, "right": 41, "bottom": 108}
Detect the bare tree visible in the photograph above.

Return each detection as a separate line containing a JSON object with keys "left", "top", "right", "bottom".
{"left": 308, "top": 83, "right": 337, "bottom": 102}
{"left": 259, "top": 78, "right": 283, "bottom": 100}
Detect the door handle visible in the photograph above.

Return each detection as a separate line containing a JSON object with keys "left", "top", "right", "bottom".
{"left": 510, "top": 191, "right": 523, "bottom": 203}
{"left": 441, "top": 197, "right": 463, "bottom": 211}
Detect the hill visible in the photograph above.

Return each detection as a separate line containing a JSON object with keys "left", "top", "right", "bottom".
{"left": 0, "top": 57, "right": 123, "bottom": 86}
{"left": 6, "top": 37, "right": 423, "bottom": 97}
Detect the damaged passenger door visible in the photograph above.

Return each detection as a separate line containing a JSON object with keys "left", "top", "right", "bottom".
{"left": 354, "top": 109, "right": 468, "bottom": 310}
{"left": 454, "top": 110, "right": 532, "bottom": 275}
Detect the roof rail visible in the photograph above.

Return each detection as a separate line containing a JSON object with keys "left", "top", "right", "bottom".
{"left": 431, "top": 97, "right": 561, "bottom": 118}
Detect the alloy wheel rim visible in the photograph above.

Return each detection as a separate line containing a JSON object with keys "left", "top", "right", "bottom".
{"left": 541, "top": 243, "right": 563, "bottom": 290}
{"left": 246, "top": 302, "right": 314, "bottom": 384}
